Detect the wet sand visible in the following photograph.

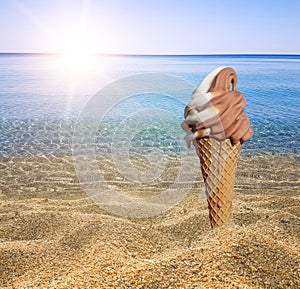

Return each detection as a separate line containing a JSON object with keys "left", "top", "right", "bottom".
{"left": 0, "top": 153, "right": 299, "bottom": 288}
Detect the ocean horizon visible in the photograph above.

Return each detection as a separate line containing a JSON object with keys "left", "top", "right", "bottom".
{"left": 1, "top": 52, "right": 300, "bottom": 56}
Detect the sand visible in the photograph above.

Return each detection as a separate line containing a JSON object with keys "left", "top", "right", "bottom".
{"left": 0, "top": 152, "right": 299, "bottom": 288}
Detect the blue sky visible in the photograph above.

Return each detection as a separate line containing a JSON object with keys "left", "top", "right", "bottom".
{"left": 1, "top": 0, "right": 299, "bottom": 54}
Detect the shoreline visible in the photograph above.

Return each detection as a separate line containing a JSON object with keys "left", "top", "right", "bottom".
{"left": 1, "top": 152, "right": 299, "bottom": 199}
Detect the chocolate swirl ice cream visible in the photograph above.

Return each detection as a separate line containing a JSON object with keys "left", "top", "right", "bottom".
{"left": 182, "top": 67, "right": 253, "bottom": 147}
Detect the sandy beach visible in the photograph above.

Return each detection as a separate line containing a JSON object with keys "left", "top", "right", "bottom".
{"left": 0, "top": 152, "right": 299, "bottom": 288}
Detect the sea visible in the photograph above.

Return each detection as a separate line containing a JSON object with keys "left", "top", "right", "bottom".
{"left": 0, "top": 54, "right": 299, "bottom": 158}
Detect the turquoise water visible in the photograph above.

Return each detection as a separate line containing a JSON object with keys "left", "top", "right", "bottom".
{"left": 0, "top": 54, "right": 299, "bottom": 156}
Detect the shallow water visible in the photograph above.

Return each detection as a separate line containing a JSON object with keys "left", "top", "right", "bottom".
{"left": 0, "top": 54, "right": 299, "bottom": 157}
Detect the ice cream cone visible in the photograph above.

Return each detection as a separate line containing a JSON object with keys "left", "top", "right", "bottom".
{"left": 194, "top": 137, "right": 242, "bottom": 228}
{"left": 182, "top": 67, "right": 253, "bottom": 228}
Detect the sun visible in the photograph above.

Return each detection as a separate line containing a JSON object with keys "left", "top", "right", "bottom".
{"left": 59, "top": 37, "right": 97, "bottom": 72}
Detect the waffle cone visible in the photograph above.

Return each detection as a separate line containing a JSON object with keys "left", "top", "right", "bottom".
{"left": 194, "top": 137, "right": 242, "bottom": 228}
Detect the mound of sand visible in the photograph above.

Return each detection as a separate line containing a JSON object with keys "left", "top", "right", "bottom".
{"left": 0, "top": 153, "right": 299, "bottom": 288}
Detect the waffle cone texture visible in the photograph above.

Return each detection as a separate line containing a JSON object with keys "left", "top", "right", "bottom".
{"left": 194, "top": 137, "right": 242, "bottom": 228}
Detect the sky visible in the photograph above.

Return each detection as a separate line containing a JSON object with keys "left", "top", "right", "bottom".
{"left": 0, "top": 0, "right": 299, "bottom": 54}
